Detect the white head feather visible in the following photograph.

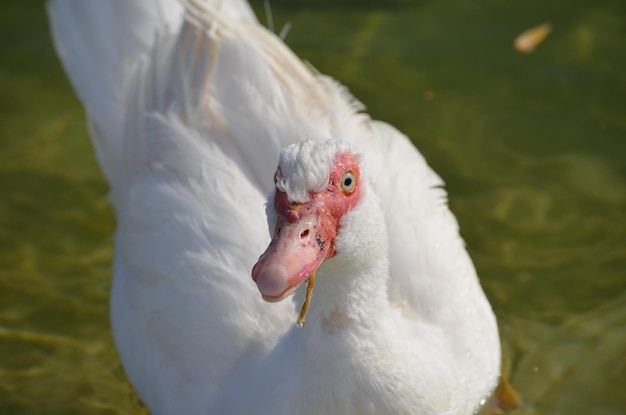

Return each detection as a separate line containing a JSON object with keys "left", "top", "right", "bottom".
{"left": 275, "top": 139, "right": 358, "bottom": 203}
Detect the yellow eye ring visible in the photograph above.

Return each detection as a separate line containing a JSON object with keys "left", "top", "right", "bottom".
{"left": 341, "top": 171, "right": 356, "bottom": 193}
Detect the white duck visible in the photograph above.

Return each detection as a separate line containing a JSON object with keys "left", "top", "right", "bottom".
{"left": 48, "top": 0, "right": 501, "bottom": 414}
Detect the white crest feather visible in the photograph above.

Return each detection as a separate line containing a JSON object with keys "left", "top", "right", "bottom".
{"left": 277, "top": 139, "right": 355, "bottom": 202}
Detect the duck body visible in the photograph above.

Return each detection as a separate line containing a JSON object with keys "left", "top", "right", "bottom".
{"left": 48, "top": 1, "right": 501, "bottom": 414}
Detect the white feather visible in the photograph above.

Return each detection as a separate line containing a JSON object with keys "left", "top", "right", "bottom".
{"left": 277, "top": 139, "right": 355, "bottom": 203}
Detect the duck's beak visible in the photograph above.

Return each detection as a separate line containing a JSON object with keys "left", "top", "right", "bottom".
{"left": 251, "top": 212, "right": 333, "bottom": 304}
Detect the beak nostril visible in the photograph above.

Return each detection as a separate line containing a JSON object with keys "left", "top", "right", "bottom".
{"left": 300, "top": 229, "right": 310, "bottom": 239}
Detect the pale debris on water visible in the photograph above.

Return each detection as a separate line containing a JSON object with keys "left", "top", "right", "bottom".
{"left": 514, "top": 23, "right": 552, "bottom": 54}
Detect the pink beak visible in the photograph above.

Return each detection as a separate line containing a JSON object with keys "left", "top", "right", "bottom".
{"left": 252, "top": 208, "right": 335, "bottom": 302}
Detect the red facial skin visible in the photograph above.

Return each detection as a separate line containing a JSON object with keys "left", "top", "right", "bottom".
{"left": 252, "top": 152, "right": 361, "bottom": 302}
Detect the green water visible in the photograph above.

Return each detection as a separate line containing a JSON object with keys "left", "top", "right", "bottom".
{"left": 1, "top": 0, "right": 625, "bottom": 414}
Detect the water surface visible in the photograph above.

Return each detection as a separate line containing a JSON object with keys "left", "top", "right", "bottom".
{"left": 1, "top": 0, "right": 625, "bottom": 413}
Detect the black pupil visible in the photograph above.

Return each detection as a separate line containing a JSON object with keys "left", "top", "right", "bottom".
{"left": 343, "top": 177, "right": 352, "bottom": 187}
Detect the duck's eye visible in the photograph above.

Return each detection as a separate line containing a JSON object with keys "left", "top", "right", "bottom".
{"left": 340, "top": 171, "right": 356, "bottom": 193}
{"left": 273, "top": 169, "right": 280, "bottom": 187}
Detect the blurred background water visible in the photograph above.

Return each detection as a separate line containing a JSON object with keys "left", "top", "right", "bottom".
{"left": 0, "top": 0, "right": 625, "bottom": 414}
